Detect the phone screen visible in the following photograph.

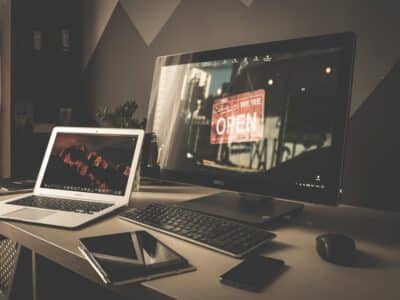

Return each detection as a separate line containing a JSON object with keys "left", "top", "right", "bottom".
{"left": 220, "top": 255, "right": 285, "bottom": 292}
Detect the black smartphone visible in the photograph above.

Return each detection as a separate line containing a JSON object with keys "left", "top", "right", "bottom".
{"left": 220, "top": 255, "right": 285, "bottom": 292}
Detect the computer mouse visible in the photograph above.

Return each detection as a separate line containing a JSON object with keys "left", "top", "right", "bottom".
{"left": 316, "top": 233, "right": 356, "bottom": 266}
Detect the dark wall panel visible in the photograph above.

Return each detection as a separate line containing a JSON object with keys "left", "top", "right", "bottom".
{"left": 343, "top": 62, "right": 400, "bottom": 210}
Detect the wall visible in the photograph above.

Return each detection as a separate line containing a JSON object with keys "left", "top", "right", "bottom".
{"left": 0, "top": 0, "right": 11, "bottom": 178}
{"left": 81, "top": 0, "right": 400, "bottom": 210}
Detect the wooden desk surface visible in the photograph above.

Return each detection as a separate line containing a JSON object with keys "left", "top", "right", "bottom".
{"left": 1, "top": 185, "right": 400, "bottom": 300}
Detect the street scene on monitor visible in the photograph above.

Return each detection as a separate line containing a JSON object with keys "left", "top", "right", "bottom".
{"left": 152, "top": 47, "right": 343, "bottom": 191}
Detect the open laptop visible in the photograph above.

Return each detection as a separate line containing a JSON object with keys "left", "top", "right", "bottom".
{"left": 0, "top": 127, "right": 144, "bottom": 228}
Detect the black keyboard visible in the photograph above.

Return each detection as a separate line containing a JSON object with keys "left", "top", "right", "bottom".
{"left": 120, "top": 203, "right": 276, "bottom": 257}
{"left": 9, "top": 196, "right": 112, "bottom": 214}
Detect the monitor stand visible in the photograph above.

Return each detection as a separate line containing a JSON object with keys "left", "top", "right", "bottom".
{"left": 177, "top": 191, "right": 304, "bottom": 225}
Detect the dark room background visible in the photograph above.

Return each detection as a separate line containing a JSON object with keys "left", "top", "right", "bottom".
{"left": 81, "top": 0, "right": 400, "bottom": 211}
{"left": 82, "top": 0, "right": 400, "bottom": 118}
{"left": 1, "top": 0, "right": 399, "bottom": 210}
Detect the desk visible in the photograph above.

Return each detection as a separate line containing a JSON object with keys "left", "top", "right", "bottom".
{"left": 1, "top": 184, "right": 400, "bottom": 300}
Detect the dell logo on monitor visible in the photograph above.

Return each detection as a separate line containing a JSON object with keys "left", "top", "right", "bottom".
{"left": 213, "top": 179, "right": 225, "bottom": 186}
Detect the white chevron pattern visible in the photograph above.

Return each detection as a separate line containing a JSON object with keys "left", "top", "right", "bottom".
{"left": 120, "top": 0, "right": 181, "bottom": 46}
{"left": 82, "top": 0, "right": 119, "bottom": 69}
{"left": 83, "top": 0, "right": 255, "bottom": 68}
{"left": 240, "top": 0, "right": 254, "bottom": 7}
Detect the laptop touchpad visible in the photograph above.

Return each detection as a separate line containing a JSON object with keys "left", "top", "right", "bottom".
{"left": 4, "top": 208, "right": 56, "bottom": 220}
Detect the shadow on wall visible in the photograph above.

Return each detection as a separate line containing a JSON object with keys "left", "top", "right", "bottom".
{"left": 343, "top": 61, "right": 400, "bottom": 211}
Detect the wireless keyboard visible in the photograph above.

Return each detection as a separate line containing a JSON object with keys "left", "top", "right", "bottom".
{"left": 120, "top": 203, "right": 276, "bottom": 257}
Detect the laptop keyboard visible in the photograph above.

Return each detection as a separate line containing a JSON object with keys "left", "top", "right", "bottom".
{"left": 8, "top": 196, "right": 112, "bottom": 214}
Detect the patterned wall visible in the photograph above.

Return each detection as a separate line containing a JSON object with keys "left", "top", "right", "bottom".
{"left": 81, "top": 0, "right": 400, "bottom": 210}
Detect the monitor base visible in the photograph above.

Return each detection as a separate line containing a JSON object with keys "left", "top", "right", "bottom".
{"left": 140, "top": 177, "right": 187, "bottom": 187}
{"left": 177, "top": 192, "right": 304, "bottom": 225}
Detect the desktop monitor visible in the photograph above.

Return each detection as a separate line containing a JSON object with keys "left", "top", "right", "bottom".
{"left": 145, "top": 33, "right": 355, "bottom": 222}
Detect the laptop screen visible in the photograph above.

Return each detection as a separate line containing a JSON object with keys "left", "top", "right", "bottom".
{"left": 41, "top": 133, "right": 138, "bottom": 196}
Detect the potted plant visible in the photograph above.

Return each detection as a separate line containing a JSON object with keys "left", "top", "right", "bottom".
{"left": 95, "top": 101, "right": 146, "bottom": 195}
{"left": 95, "top": 101, "right": 146, "bottom": 129}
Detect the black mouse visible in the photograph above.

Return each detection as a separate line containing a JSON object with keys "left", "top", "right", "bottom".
{"left": 316, "top": 233, "right": 356, "bottom": 266}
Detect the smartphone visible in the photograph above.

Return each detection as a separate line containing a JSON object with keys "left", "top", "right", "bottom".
{"left": 220, "top": 255, "right": 285, "bottom": 292}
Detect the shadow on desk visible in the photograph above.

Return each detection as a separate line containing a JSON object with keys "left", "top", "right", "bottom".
{"left": 262, "top": 203, "right": 400, "bottom": 270}
{"left": 266, "top": 203, "right": 400, "bottom": 246}
{"left": 352, "top": 249, "right": 392, "bottom": 269}
{"left": 254, "top": 241, "right": 296, "bottom": 256}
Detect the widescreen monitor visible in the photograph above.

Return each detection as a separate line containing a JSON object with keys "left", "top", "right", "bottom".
{"left": 146, "top": 32, "right": 355, "bottom": 206}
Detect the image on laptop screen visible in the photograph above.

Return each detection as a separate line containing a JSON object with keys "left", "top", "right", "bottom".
{"left": 41, "top": 133, "right": 138, "bottom": 195}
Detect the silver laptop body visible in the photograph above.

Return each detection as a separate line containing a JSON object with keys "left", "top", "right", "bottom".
{"left": 0, "top": 127, "right": 144, "bottom": 228}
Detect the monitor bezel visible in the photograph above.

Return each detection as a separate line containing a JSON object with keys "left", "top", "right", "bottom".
{"left": 146, "top": 32, "right": 356, "bottom": 205}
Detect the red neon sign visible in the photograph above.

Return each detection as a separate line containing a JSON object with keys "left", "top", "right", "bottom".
{"left": 210, "top": 89, "right": 265, "bottom": 144}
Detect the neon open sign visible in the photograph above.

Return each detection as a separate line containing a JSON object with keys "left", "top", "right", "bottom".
{"left": 210, "top": 90, "right": 265, "bottom": 144}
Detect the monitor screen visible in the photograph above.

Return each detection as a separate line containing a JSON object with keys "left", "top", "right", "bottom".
{"left": 147, "top": 33, "right": 355, "bottom": 204}
{"left": 41, "top": 133, "right": 138, "bottom": 196}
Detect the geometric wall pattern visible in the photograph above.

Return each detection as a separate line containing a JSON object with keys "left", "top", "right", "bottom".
{"left": 83, "top": 0, "right": 258, "bottom": 68}
{"left": 120, "top": 0, "right": 181, "bottom": 46}
{"left": 82, "top": 0, "right": 119, "bottom": 69}
{"left": 82, "top": 0, "right": 400, "bottom": 116}
{"left": 343, "top": 61, "right": 400, "bottom": 210}
{"left": 82, "top": 0, "right": 400, "bottom": 210}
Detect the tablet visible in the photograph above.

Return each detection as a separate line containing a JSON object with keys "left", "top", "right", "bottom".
{"left": 79, "top": 231, "right": 195, "bottom": 285}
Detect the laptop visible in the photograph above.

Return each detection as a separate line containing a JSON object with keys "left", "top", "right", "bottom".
{"left": 0, "top": 127, "right": 144, "bottom": 228}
